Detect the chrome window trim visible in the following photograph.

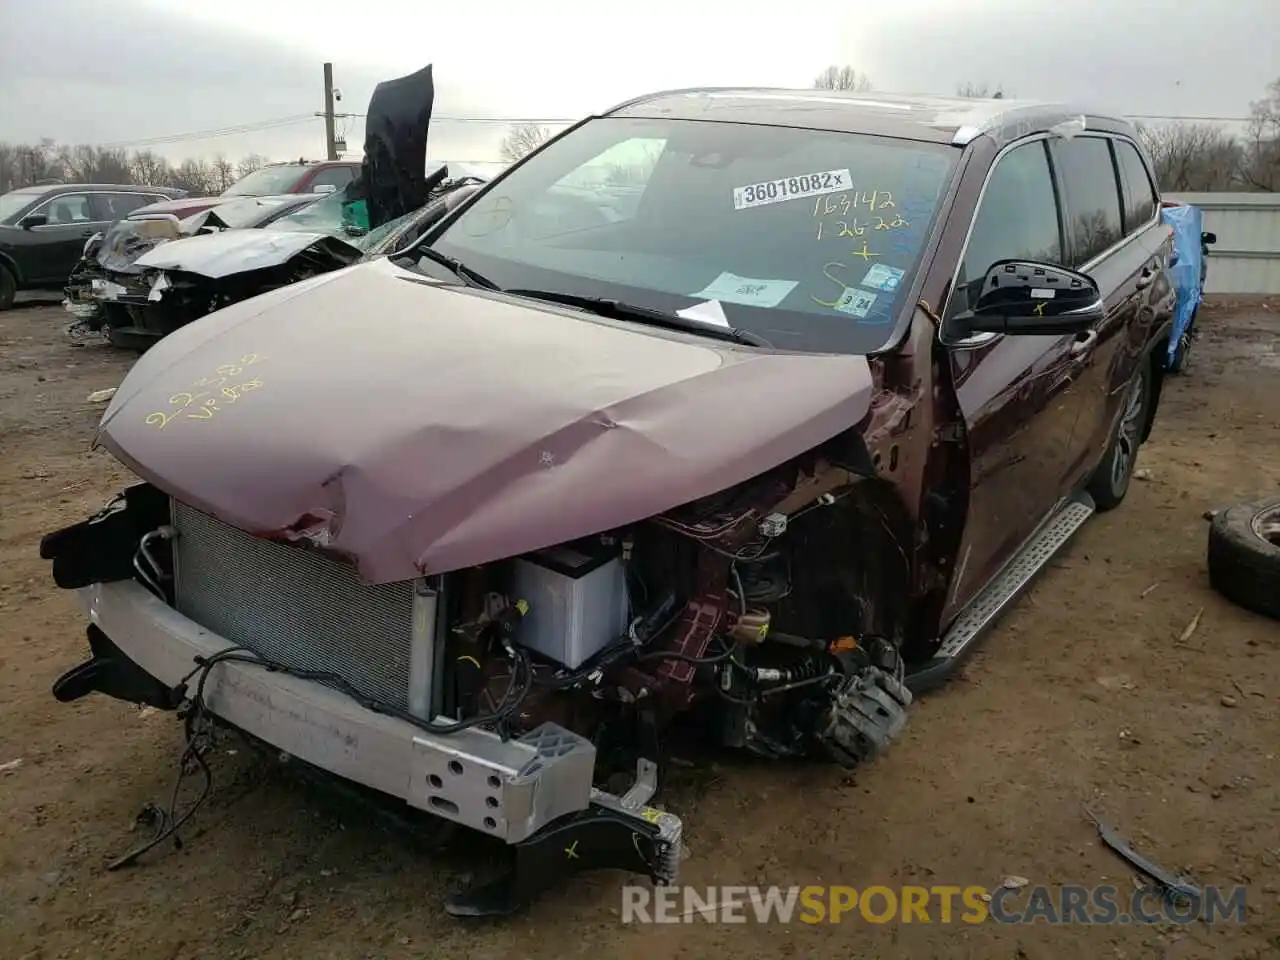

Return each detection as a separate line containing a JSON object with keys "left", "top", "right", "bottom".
{"left": 25, "top": 189, "right": 175, "bottom": 222}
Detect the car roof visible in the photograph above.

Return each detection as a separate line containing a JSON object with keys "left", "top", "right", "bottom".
{"left": 605, "top": 87, "right": 1139, "bottom": 145}
{"left": 8, "top": 182, "right": 186, "bottom": 197}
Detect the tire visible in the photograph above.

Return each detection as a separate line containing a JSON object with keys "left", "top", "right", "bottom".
{"left": 1207, "top": 496, "right": 1280, "bottom": 621}
{"left": 0, "top": 265, "right": 15, "bottom": 311}
{"left": 1087, "top": 360, "right": 1152, "bottom": 512}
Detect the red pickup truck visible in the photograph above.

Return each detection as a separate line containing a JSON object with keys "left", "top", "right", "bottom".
{"left": 128, "top": 160, "right": 364, "bottom": 222}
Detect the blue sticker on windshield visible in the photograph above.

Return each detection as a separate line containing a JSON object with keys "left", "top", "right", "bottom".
{"left": 860, "top": 264, "right": 905, "bottom": 292}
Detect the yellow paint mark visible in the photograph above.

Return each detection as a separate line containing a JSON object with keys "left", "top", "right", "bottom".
{"left": 145, "top": 355, "right": 266, "bottom": 429}
{"left": 456, "top": 655, "right": 482, "bottom": 669}
{"left": 564, "top": 840, "right": 580, "bottom": 860}
{"left": 639, "top": 807, "right": 664, "bottom": 824}
{"left": 809, "top": 262, "right": 853, "bottom": 309}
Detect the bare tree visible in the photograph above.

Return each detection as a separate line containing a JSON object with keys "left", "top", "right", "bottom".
{"left": 129, "top": 150, "right": 172, "bottom": 187}
{"left": 1240, "top": 77, "right": 1279, "bottom": 191}
{"left": 499, "top": 123, "right": 552, "bottom": 164}
{"left": 1136, "top": 122, "right": 1242, "bottom": 192}
{"left": 813, "top": 65, "right": 872, "bottom": 92}
{"left": 237, "top": 153, "right": 268, "bottom": 179}
{"left": 209, "top": 155, "right": 236, "bottom": 193}
{"left": 169, "top": 158, "right": 216, "bottom": 195}
{"left": 956, "top": 82, "right": 1010, "bottom": 99}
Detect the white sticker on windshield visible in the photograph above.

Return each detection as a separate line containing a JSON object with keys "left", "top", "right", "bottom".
{"left": 831, "top": 287, "right": 877, "bottom": 318}
{"left": 693, "top": 272, "right": 797, "bottom": 308}
{"left": 676, "top": 300, "right": 731, "bottom": 328}
{"left": 860, "top": 263, "right": 905, "bottom": 292}
{"left": 732, "top": 168, "right": 852, "bottom": 211}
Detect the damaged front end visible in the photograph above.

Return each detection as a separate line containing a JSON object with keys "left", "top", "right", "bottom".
{"left": 63, "top": 216, "right": 186, "bottom": 339}
{"left": 113, "top": 233, "right": 364, "bottom": 350}
{"left": 41, "top": 260, "right": 922, "bottom": 916}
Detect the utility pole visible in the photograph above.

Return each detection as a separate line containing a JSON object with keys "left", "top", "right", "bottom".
{"left": 322, "top": 62, "right": 338, "bottom": 160}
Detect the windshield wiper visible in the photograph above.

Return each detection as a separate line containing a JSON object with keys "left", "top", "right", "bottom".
{"left": 503, "top": 289, "right": 771, "bottom": 347}
{"left": 409, "top": 245, "right": 500, "bottom": 290}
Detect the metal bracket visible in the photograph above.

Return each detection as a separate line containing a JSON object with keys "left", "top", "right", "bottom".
{"left": 444, "top": 796, "right": 682, "bottom": 918}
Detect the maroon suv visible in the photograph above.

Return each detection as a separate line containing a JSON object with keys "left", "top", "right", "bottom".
{"left": 41, "top": 89, "right": 1176, "bottom": 917}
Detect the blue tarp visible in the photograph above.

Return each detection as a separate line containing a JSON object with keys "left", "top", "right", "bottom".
{"left": 1162, "top": 203, "right": 1204, "bottom": 366}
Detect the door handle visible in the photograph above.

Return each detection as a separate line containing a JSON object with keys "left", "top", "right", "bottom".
{"left": 1069, "top": 329, "right": 1098, "bottom": 357}
{"left": 1135, "top": 268, "right": 1155, "bottom": 291}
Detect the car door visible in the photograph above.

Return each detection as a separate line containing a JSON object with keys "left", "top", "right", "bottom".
{"left": 940, "top": 138, "right": 1095, "bottom": 619}
{"left": 25, "top": 192, "right": 107, "bottom": 281}
{"left": 1048, "top": 135, "right": 1161, "bottom": 489}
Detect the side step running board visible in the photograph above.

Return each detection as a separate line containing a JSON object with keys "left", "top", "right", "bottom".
{"left": 906, "top": 492, "right": 1096, "bottom": 695}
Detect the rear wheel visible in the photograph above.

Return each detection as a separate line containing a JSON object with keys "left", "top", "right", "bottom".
{"left": 0, "top": 265, "right": 15, "bottom": 311}
{"left": 1087, "top": 361, "right": 1151, "bottom": 511}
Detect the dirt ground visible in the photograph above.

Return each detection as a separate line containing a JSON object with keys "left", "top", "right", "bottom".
{"left": 1, "top": 295, "right": 1278, "bottom": 960}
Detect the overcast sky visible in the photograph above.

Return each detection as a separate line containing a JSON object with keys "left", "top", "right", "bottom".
{"left": 1, "top": 0, "right": 1275, "bottom": 166}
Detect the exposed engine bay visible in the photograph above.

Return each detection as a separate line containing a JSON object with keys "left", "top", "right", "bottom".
{"left": 430, "top": 458, "right": 915, "bottom": 774}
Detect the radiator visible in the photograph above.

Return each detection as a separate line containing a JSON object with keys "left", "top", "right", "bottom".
{"left": 171, "top": 500, "right": 415, "bottom": 713}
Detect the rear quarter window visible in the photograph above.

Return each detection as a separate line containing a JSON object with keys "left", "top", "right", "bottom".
{"left": 1114, "top": 140, "right": 1158, "bottom": 233}
{"left": 1052, "top": 136, "right": 1125, "bottom": 266}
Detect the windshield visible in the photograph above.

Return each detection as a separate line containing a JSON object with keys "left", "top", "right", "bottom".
{"left": 198, "top": 196, "right": 302, "bottom": 229}
{"left": 0, "top": 190, "right": 43, "bottom": 222}
{"left": 222, "top": 164, "right": 308, "bottom": 197}
{"left": 262, "top": 188, "right": 375, "bottom": 244}
{"left": 426, "top": 117, "right": 957, "bottom": 354}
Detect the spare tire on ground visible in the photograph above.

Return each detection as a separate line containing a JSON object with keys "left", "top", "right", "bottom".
{"left": 1207, "top": 495, "right": 1280, "bottom": 620}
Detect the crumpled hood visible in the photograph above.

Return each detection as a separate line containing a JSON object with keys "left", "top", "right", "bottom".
{"left": 132, "top": 229, "right": 361, "bottom": 278}
{"left": 96, "top": 258, "right": 875, "bottom": 583}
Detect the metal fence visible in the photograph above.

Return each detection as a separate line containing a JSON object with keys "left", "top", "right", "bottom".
{"left": 1165, "top": 192, "right": 1280, "bottom": 295}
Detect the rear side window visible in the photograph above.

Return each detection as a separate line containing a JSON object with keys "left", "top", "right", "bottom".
{"left": 1053, "top": 137, "right": 1124, "bottom": 266}
{"left": 1114, "top": 140, "right": 1158, "bottom": 233}
{"left": 953, "top": 140, "right": 1062, "bottom": 316}
{"left": 307, "top": 166, "right": 357, "bottom": 192}
{"left": 93, "top": 193, "right": 157, "bottom": 220}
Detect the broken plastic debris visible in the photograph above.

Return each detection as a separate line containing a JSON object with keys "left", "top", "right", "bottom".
{"left": 1001, "top": 875, "right": 1030, "bottom": 889}
{"left": 0, "top": 758, "right": 23, "bottom": 773}
{"left": 87, "top": 387, "right": 117, "bottom": 403}
{"left": 148, "top": 272, "right": 171, "bottom": 302}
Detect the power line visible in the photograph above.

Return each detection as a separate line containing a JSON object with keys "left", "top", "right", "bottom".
{"left": 90, "top": 109, "right": 1257, "bottom": 152}
{"left": 336, "top": 113, "right": 576, "bottom": 123}
{"left": 99, "top": 115, "right": 319, "bottom": 150}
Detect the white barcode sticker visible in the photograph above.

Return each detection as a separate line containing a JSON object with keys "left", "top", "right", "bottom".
{"left": 732, "top": 168, "right": 852, "bottom": 211}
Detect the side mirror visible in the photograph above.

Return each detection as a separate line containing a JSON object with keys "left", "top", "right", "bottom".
{"left": 956, "top": 260, "right": 1104, "bottom": 336}
{"left": 21, "top": 214, "right": 48, "bottom": 229}
{"left": 1202, "top": 231, "right": 1217, "bottom": 245}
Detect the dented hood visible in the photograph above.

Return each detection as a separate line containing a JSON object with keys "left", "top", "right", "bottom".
{"left": 96, "top": 258, "right": 875, "bottom": 583}
{"left": 131, "top": 229, "right": 361, "bottom": 278}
